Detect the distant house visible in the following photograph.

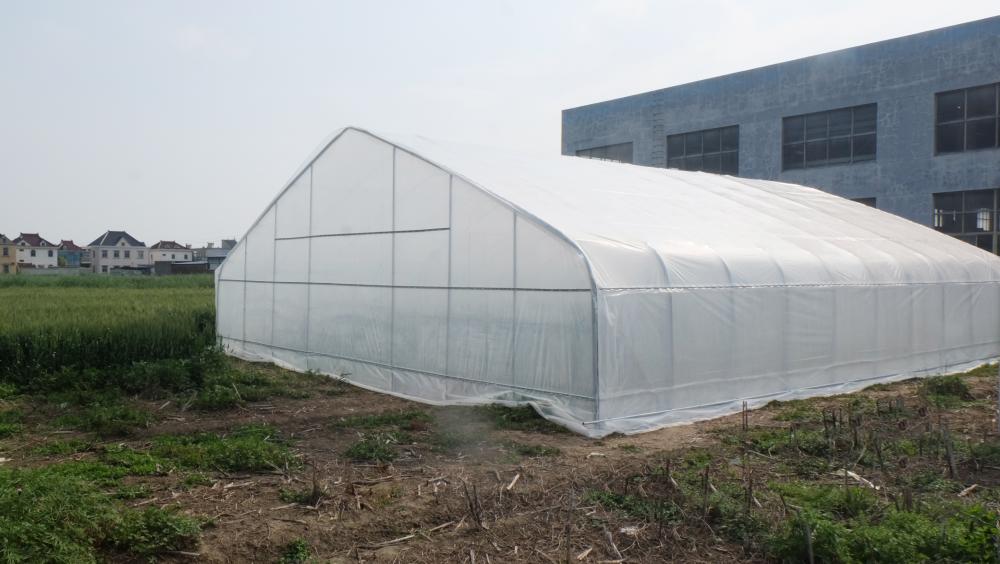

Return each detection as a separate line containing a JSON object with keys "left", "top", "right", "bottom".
{"left": 0, "top": 234, "right": 16, "bottom": 274}
{"left": 193, "top": 239, "right": 236, "bottom": 271}
{"left": 88, "top": 230, "right": 150, "bottom": 273}
{"left": 150, "top": 241, "right": 193, "bottom": 263}
{"left": 13, "top": 233, "right": 58, "bottom": 269}
{"left": 57, "top": 240, "right": 90, "bottom": 268}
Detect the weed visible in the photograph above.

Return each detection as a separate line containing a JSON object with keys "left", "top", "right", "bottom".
{"left": 0, "top": 409, "right": 22, "bottom": 438}
{"left": 55, "top": 400, "right": 151, "bottom": 437}
{"left": 0, "top": 466, "right": 203, "bottom": 562}
{"left": 585, "top": 489, "right": 680, "bottom": 523}
{"left": 106, "top": 506, "right": 202, "bottom": 558}
{"left": 506, "top": 441, "right": 560, "bottom": 457}
{"left": 428, "top": 428, "right": 480, "bottom": 453}
{"left": 618, "top": 443, "right": 641, "bottom": 453}
{"left": 770, "top": 400, "right": 820, "bottom": 422}
{"left": 33, "top": 438, "right": 92, "bottom": 456}
{"left": 332, "top": 409, "right": 430, "bottom": 430}
{"left": 115, "top": 484, "right": 152, "bottom": 500}
{"left": 771, "top": 483, "right": 877, "bottom": 519}
{"left": 151, "top": 425, "right": 297, "bottom": 472}
{"left": 0, "top": 467, "right": 119, "bottom": 562}
{"left": 279, "top": 538, "right": 313, "bottom": 564}
{"left": 920, "top": 374, "right": 973, "bottom": 407}
{"left": 344, "top": 431, "right": 406, "bottom": 462}
{"left": 767, "top": 505, "right": 999, "bottom": 563}
{"left": 971, "top": 440, "right": 1000, "bottom": 465}
{"left": 100, "top": 444, "right": 172, "bottom": 476}
{"left": 479, "top": 404, "right": 566, "bottom": 433}
{"left": 182, "top": 472, "right": 213, "bottom": 488}
{"left": 279, "top": 483, "right": 325, "bottom": 506}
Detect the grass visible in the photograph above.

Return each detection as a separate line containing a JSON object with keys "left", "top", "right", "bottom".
{"left": 920, "top": 374, "right": 973, "bottom": 408}
{"left": 54, "top": 398, "right": 152, "bottom": 437}
{"left": 584, "top": 489, "right": 680, "bottom": 523}
{"left": 0, "top": 279, "right": 214, "bottom": 380}
{"left": 478, "top": 404, "right": 566, "bottom": 433}
{"left": 32, "top": 438, "right": 92, "bottom": 456}
{"left": 150, "top": 424, "right": 298, "bottom": 472}
{"left": 0, "top": 467, "right": 201, "bottom": 563}
{"left": 344, "top": 431, "right": 408, "bottom": 462}
{"left": 0, "top": 273, "right": 214, "bottom": 289}
{"left": 331, "top": 409, "right": 430, "bottom": 430}
{"left": 506, "top": 441, "right": 560, "bottom": 457}
{"left": 0, "top": 409, "right": 23, "bottom": 438}
{"left": 279, "top": 538, "right": 313, "bottom": 564}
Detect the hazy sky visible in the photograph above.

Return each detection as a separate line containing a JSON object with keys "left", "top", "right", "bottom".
{"left": 2, "top": 1, "right": 997, "bottom": 246}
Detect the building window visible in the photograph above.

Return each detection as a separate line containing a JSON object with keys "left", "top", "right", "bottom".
{"left": 852, "top": 197, "right": 876, "bottom": 208}
{"left": 576, "top": 142, "right": 634, "bottom": 164}
{"left": 138, "top": 251, "right": 144, "bottom": 259}
{"left": 30, "top": 250, "right": 36, "bottom": 257}
{"left": 113, "top": 250, "right": 120, "bottom": 258}
{"left": 782, "top": 104, "right": 876, "bottom": 170}
{"left": 183, "top": 254, "right": 188, "bottom": 260}
{"left": 101, "top": 250, "right": 108, "bottom": 258}
{"left": 936, "top": 83, "right": 999, "bottom": 154}
{"left": 102, "top": 265, "right": 108, "bottom": 273}
{"left": 48, "top": 250, "right": 53, "bottom": 257}
{"left": 667, "top": 125, "right": 739, "bottom": 174}
{"left": 933, "top": 189, "right": 998, "bottom": 252}
{"left": 2, "top": 265, "right": 7, "bottom": 274}
{"left": 1, "top": 248, "right": 7, "bottom": 256}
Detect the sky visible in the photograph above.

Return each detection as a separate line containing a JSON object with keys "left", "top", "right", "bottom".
{"left": 1, "top": 1, "right": 998, "bottom": 246}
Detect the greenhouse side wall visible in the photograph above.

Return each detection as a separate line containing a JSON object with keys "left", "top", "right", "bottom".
{"left": 593, "top": 281, "right": 1000, "bottom": 435}
{"left": 215, "top": 128, "right": 601, "bottom": 434}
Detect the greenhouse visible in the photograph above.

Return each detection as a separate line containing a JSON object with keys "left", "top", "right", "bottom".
{"left": 216, "top": 127, "right": 1000, "bottom": 436}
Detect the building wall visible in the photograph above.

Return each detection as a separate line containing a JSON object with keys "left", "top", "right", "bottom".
{"left": 16, "top": 246, "right": 58, "bottom": 268}
{"left": 57, "top": 250, "right": 84, "bottom": 267}
{"left": 561, "top": 16, "right": 1000, "bottom": 226}
{"left": 0, "top": 241, "right": 16, "bottom": 274}
{"left": 90, "top": 244, "right": 150, "bottom": 273}
{"left": 151, "top": 249, "right": 192, "bottom": 263}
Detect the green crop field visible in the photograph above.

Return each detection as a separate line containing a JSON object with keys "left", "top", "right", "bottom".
{"left": 0, "top": 275, "right": 215, "bottom": 381}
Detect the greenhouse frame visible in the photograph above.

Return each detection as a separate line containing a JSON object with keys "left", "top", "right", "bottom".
{"left": 216, "top": 127, "right": 1000, "bottom": 436}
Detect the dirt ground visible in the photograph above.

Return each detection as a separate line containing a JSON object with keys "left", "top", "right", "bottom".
{"left": 6, "top": 361, "right": 1000, "bottom": 563}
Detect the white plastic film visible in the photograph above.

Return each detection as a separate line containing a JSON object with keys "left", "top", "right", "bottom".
{"left": 391, "top": 288, "right": 448, "bottom": 374}
{"left": 578, "top": 240, "right": 668, "bottom": 288}
{"left": 276, "top": 169, "right": 311, "bottom": 239}
{"left": 311, "top": 129, "right": 393, "bottom": 236}
{"left": 217, "top": 280, "right": 244, "bottom": 341}
{"left": 272, "top": 283, "right": 308, "bottom": 351}
{"left": 515, "top": 216, "right": 590, "bottom": 290}
{"left": 394, "top": 150, "right": 450, "bottom": 231}
{"left": 308, "top": 284, "right": 391, "bottom": 364}
{"left": 245, "top": 207, "right": 275, "bottom": 282}
{"left": 447, "top": 289, "right": 515, "bottom": 385}
{"left": 219, "top": 239, "right": 245, "bottom": 281}
{"left": 244, "top": 282, "right": 273, "bottom": 345}
{"left": 450, "top": 178, "right": 513, "bottom": 288}
{"left": 310, "top": 234, "right": 391, "bottom": 285}
{"left": 513, "top": 291, "right": 593, "bottom": 398}
{"left": 394, "top": 230, "right": 448, "bottom": 287}
{"left": 274, "top": 239, "right": 309, "bottom": 283}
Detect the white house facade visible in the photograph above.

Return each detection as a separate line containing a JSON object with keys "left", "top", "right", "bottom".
{"left": 150, "top": 241, "right": 193, "bottom": 263}
{"left": 13, "top": 233, "right": 58, "bottom": 268}
{"left": 88, "top": 230, "right": 150, "bottom": 273}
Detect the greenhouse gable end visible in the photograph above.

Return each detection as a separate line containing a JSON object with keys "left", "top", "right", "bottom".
{"left": 216, "top": 127, "right": 1000, "bottom": 436}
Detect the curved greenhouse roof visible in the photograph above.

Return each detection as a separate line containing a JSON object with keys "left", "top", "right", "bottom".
{"left": 216, "top": 127, "right": 1000, "bottom": 436}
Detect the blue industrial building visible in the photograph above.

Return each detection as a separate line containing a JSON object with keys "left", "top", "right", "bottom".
{"left": 562, "top": 17, "right": 1000, "bottom": 252}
